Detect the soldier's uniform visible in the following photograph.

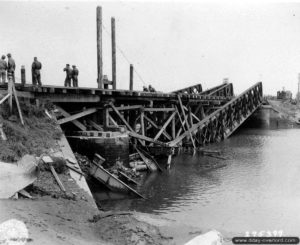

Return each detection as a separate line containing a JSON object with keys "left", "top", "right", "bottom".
{"left": 72, "top": 65, "right": 79, "bottom": 87}
{"left": 148, "top": 85, "right": 156, "bottom": 92}
{"left": 0, "top": 55, "right": 7, "bottom": 84}
{"left": 7, "top": 54, "right": 15, "bottom": 83}
{"left": 32, "top": 58, "right": 42, "bottom": 86}
{"left": 63, "top": 64, "right": 72, "bottom": 87}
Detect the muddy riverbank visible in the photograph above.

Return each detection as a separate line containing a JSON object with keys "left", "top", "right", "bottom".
{"left": 0, "top": 195, "right": 205, "bottom": 245}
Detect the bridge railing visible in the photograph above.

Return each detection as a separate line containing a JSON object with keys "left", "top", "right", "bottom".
{"left": 172, "top": 84, "right": 202, "bottom": 94}
{"left": 200, "top": 83, "right": 234, "bottom": 98}
{"left": 168, "top": 82, "right": 263, "bottom": 147}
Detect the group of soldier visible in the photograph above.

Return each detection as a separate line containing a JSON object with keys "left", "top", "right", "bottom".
{"left": 0, "top": 54, "right": 159, "bottom": 91}
{"left": 63, "top": 64, "right": 79, "bottom": 87}
{"left": 143, "top": 85, "right": 156, "bottom": 92}
{"left": 0, "top": 54, "right": 16, "bottom": 84}
{"left": 0, "top": 53, "right": 79, "bottom": 88}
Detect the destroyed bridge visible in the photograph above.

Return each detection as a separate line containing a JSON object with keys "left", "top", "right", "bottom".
{"left": 0, "top": 81, "right": 263, "bottom": 155}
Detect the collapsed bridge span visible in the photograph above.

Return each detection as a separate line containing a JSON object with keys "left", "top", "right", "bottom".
{"left": 0, "top": 81, "right": 263, "bottom": 156}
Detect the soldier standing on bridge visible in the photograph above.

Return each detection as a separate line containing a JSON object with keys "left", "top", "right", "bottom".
{"left": 63, "top": 64, "right": 72, "bottom": 87}
{"left": 0, "top": 55, "right": 7, "bottom": 84}
{"left": 7, "top": 53, "right": 15, "bottom": 83}
{"left": 148, "top": 85, "right": 156, "bottom": 92}
{"left": 31, "top": 57, "right": 42, "bottom": 86}
{"left": 71, "top": 65, "right": 79, "bottom": 87}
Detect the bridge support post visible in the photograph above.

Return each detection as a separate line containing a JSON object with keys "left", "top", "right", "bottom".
{"left": 21, "top": 66, "right": 26, "bottom": 86}
{"left": 129, "top": 64, "right": 133, "bottom": 91}
{"left": 111, "top": 17, "right": 116, "bottom": 90}
{"left": 97, "top": 6, "right": 103, "bottom": 89}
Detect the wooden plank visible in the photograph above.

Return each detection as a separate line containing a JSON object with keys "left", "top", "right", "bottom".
{"left": 154, "top": 111, "right": 176, "bottom": 141}
{"left": 109, "top": 103, "right": 134, "bottom": 131}
{"left": 0, "top": 94, "right": 10, "bottom": 105}
{"left": 8, "top": 79, "right": 12, "bottom": 113}
{"left": 144, "top": 115, "right": 172, "bottom": 140}
{"left": 183, "top": 105, "right": 201, "bottom": 122}
{"left": 140, "top": 110, "right": 145, "bottom": 146}
{"left": 56, "top": 106, "right": 86, "bottom": 131}
{"left": 177, "top": 95, "right": 189, "bottom": 128}
{"left": 108, "top": 114, "right": 118, "bottom": 127}
{"left": 176, "top": 96, "right": 196, "bottom": 149}
{"left": 88, "top": 120, "right": 103, "bottom": 131}
{"left": 57, "top": 108, "right": 97, "bottom": 125}
{"left": 128, "top": 131, "right": 167, "bottom": 146}
{"left": 108, "top": 105, "right": 142, "bottom": 112}
{"left": 50, "top": 165, "right": 66, "bottom": 192}
{"left": 119, "top": 171, "right": 138, "bottom": 185}
{"left": 143, "top": 108, "right": 175, "bottom": 112}
{"left": 12, "top": 84, "right": 24, "bottom": 125}
{"left": 109, "top": 103, "right": 146, "bottom": 145}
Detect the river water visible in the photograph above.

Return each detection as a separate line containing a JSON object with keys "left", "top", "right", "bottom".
{"left": 95, "top": 109, "right": 300, "bottom": 239}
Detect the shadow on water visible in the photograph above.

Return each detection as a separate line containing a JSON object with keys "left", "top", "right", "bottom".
{"left": 91, "top": 107, "right": 300, "bottom": 237}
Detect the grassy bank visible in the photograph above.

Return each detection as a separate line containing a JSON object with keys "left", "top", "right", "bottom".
{"left": 0, "top": 102, "right": 61, "bottom": 162}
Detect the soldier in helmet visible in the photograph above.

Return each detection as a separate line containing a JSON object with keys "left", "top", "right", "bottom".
{"left": 71, "top": 65, "right": 79, "bottom": 87}
{"left": 148, "top": 85, "right": 156, "bottom": 92}
{"left": 63, "top": 64, "right": 72, "bottom": 87}
{"left": 6, "top": 53, "right": 15, "bottom": 83}
{"left": 31, "top": 57, "right": 42, "bottom": 86}
{"left": 0, "top": 55, "right": 7, "bottom": 84}
{"left": 143, "top": 86, "right": 149, "bottom": 92}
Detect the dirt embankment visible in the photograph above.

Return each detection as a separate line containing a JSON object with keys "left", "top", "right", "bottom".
{"left": 0, "top": 102, "right": 174, "bottom": 245}
{"left": 0, "top": 102, "right": 61, "bottom": 162}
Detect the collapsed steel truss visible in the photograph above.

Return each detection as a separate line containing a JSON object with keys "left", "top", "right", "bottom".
{"left": 101, "top": 82, "right": 262, "bottom": 149}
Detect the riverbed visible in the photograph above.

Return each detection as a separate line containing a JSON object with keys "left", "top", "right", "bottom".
{"left": 95, "top": 110, "right": 300, "bottom": 241}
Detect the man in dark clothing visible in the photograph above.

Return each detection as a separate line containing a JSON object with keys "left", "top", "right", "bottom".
{"left": 71, "top": 65, "right": 79, "bottom": 87}
{"left": 7, "top": 53, "right": 15, "bottom": 83}
{"left": 148, "top": 85, "right": 156, "bottom": 92}
{"left": 0, "top": 55, "right": 7, "bottom": 84}
{"left": 32, "top": 57, "right": 42, "bottom": 86}
{"left": 63, "top": 64, "right": 72, "bottom": 87}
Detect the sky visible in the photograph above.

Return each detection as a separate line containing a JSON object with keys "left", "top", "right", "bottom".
{"left": 1, "top": 1, "right": 300, "bottom": 96}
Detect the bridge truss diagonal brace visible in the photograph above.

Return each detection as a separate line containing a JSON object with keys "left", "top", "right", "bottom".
{"left": 0, "top": 93, "right": 11, "bottom": 105}
{"left": 57, "top": 108, "right": 98, "bottom": 125}
{"left": 153, "top": 111, "right": 176, "bottom": 141}
{"left": 55, "top": 106, "right": 87, "bottom": 131}
{"left": 177, "top": 95, "right": 196, "bottom": 149}
{"left": 143, "top": 114, "right": 172, "bottom": 141}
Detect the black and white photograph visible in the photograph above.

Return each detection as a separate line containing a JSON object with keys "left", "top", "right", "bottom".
{"left": 1, "top": 0, "right": 300, "bottom": 244}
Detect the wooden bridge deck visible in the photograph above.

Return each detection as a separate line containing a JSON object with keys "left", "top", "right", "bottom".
{"left": 0, "top": 83, "right": 232, "bottom": 104}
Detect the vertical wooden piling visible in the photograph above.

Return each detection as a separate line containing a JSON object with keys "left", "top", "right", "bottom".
{"left": 8, "top": 79, "right": 12, "bottom": 114}
{"left": 111, "top": 17, "right": 116, "bottom": 90}
{"left": 172, "top": 113, "right": 176, "bottom": 139}
{"left": 21, "top": 66, "right": 26, "bottom": 86}
{"left": 140, "top": 110, "right": 145, "bottom": 146}
{"left": 97, "top": 6, "right": 103, "bottom": 89}
{"left": 129, "top": 64, "right": 133, "bottom": 91}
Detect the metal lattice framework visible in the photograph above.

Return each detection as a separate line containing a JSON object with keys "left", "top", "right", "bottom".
{"left": 200, "top": 83, "right": 234, "bottom": 97}
{"left": 172, "top": 84, "right": 202, "bottom": 94}
{"left": 168, "top": 82, "right": 262, "bottom": 147}
{"left": 104, "top": 82, "right": 262, "bottom": 149}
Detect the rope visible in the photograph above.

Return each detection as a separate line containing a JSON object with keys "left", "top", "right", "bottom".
{"left": 102, "top": 24, "right": 147, "bottom": 87}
